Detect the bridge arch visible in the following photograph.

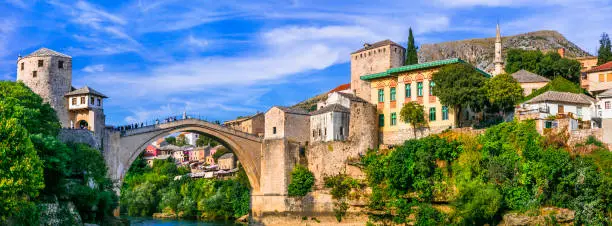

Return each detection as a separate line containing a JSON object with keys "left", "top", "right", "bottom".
{"left": 104, "top": 119, "right": 263, "bottom": 193}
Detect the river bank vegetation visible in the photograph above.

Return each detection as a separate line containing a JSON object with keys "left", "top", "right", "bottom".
{"left": 0, "top": 81, "right": 118, "bottom": 224}
{"left": 120, "top": 156, "right": 250, "bottom": 220}
{"left": 360, "top": 120, "right": 611, "bottom": 225}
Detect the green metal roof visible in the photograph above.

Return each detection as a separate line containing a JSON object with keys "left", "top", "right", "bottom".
{"left": 360, "top": 58, "right": 491, "bottom": 81}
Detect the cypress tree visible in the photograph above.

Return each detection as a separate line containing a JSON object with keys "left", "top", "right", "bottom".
{"left": 597, "top": 32, "right": 612, "bottom": 65}
{"left": 405, "top": 28, "right": 418, "bottom": 65}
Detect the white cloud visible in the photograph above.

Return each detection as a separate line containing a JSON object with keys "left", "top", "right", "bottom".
{"left": 186, "top": 35, "right": 209, "bottom": 48}
{"left": 82, "top": 64, "right": 105, "bottom": 73}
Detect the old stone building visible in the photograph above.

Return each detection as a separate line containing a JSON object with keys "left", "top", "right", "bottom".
{"left": 518, "top": 91, "right": 596, "bottom": 132}
{"left": 218, "top": 153, "right": 236, "bottom": 170}
{"left": 16, "top": 48, "right": 73, "bottom": 127}
{"left": 223, "top": 113, "right": 265, "bottom": 136}
{"left": 350, "top": 40, "right": 405, "bottom": 102}
{"left": 511, "top": 69, "right": 550, "bottom": 96}
{"left": 65, "top": 86, "right": 107, "bottom": 134}
{"left": 310, "top": 104, "right": 350, "bottom": 142}
{"left": 360, "top": 58, "right": 490, "bottom": 145}
{"left": 16, "top": 48, "right": 107, "bottom": 137}
{"left": 264, "top": 106, "right": 310, "bottom": 143}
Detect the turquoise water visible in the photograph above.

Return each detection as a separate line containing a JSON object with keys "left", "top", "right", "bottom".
{"left": 126, "top": 216, "right": 240, "bottom": 226}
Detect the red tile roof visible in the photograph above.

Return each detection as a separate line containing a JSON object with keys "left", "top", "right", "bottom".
{"left": 584, "top": 61, "right": 612, "bottom": 73}
{"left": 328, "top": 83, "right": 350, "bottom": 93}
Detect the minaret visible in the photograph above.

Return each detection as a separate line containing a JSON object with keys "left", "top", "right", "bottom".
{"left": 493, "top": 23, "right": 504, "bottom": 76}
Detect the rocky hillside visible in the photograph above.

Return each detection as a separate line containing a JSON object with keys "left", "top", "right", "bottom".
{"left": 418, "top": 30, "right": 592, "bottom": 72}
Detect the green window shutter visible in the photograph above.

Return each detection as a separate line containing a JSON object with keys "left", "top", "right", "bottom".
{"left": 379, "top": 114, "right": 385, "bottom": 127}
{"left": 378, "top": 89, "right": 384, "bottom": 103}
{"left": 442, "top": 106, "right": 448, "bottom": 120}
{"left": 391, "top": 113, "right": 397, "bottom": 126}
{"left": 390, "top": 87, "right": 396, "bottom": 101}
{"left": 429, "top": 107, "right": 436, "bottom": 121}
{"left": 417, "top": 82, "right": 423, "bottom": 97}
{"left": 429, "top": 81, "right": 435, "bottom": 95}
{"left": 405, "top": 83, "right": 411, "bottom": 98}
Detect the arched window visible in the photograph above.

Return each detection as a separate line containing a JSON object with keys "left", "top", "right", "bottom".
{"left": 78, "top": 120, "right": 89, "bottom": 129}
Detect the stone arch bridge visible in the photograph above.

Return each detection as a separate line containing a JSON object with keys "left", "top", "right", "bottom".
{"left": 102, "top": 118, "right": 263, "bottom": 192}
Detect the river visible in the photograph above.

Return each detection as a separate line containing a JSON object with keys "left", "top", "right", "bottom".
{"left": 125, "top": 216, "right": 241, "bottom": 226}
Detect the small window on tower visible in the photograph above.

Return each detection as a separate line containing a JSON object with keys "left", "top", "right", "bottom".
{"left": 72, "top": 98, "right": 76, "bottom": 105}
{"left": 80, "top": 97, "right": 85, "bottom": 105}
{"left": 32, "top": 71, "right": 37, "bottom": 78}
{"left": 58, "top": 60, "right": 64, "bottom": 69}
{"left": 97, "top": 98, "right": 101, "bottom": 106}
{"left": 38, "top": 60, "right": 43, "bottom": 67}
{"left": 90, "top": 97, "right": 94, "bottom": 105}
{"left": 20, "top": 62, "right": 24, "bottom": 70}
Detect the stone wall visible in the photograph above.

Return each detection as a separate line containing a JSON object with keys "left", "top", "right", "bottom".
{"left": 568, "top": 128, "right": 603, "bottom": 146}
{"left": 58, "top": 128, "right": 99, "bottom": 149}
{"left": 16, "top": 55, "right": 72, "bottom": 127}
{"left": 603, "top": 119, "right": 612, "bottom": 145}
{"left": 285, "top": 113, "right": 310, "bottom": 143}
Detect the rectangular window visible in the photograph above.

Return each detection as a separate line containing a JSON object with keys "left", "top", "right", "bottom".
{"left": 442, "top": 106, "right": 449, "bottom": 120}
{"left": 390, "top": 87, "right": 396, "bottom": 101}
{"left": 606, "top": 101, "right": 611, "bottom": 109}
{"left": 90, "top": 97, "right": 94, "bottom": 105}
{"left": 38, "top": 60, "right": 43, "bottom": 67}
{"left": 20, "top": 62, "right": 24, "bottom": 70}
{"left": 379, "top": 114, "right": 384, "bottom": 127}
{"left": 32, "top": 71, "right": 37, "bottom": 78}
{"left": 417, "top": 82, "right": 423, "bottom": 97}
{"left": 72, "top": 98, "right": 76, "bottom": 105}
{"left": 577, "top": 106, "right": 583, "bottom": 117}
{"left": 80, "top": 97, "right": 85, "bottom": 105}
{"left": 429, "top": 81, "right": 435, "bottom": 95}
{"left": 58, "top": 60, "right": 64, "bottom": 69}
{"left": 339, "top": 127, "right": 343, "bottom": 136}
{"left": 558, "top": 104, "right": 564, "bottom": 114}
{"left": 391, "top": 113, "right": 397, "bottom": 126}
{"left": 272, "top": 127, "right": 277, "bottom": 134}
{"left": 378, "top": 89, "right": 384, "bottom": 103}
{"left": 97, "top": 98, "right": 101, "bottom": 106}
{"left": 405, "top": 83, "right": 411, "bottom": 98}
{"left": 429, "top": 107, "right": 436, "bottom": 121}
{"left": 600, "top": 74, "right": 605, "bottom": 82}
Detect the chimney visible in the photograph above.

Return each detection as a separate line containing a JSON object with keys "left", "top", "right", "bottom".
{"left": 557, "top": 48, "right": 565, "bottom": 58}
{"left": 363, "top": 43, "right": 371, "bottom": 48}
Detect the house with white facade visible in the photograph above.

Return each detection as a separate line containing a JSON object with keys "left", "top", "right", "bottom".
{"left": 520, "top": 91, "right": 595, "bottom": 131}
{"left": 310, "top": 104, "right": 350, "bottom": 142}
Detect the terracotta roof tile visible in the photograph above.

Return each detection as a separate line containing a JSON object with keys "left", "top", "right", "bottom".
{"left": 584, "top": 61, "right": 612, "bottom": 73}
{"left": 328, "top": 83, "right": 350, "bottom": 93}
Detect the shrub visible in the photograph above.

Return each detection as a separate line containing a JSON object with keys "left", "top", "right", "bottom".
{"left": 287, "top": 165, "right": 315, "bottom": 196}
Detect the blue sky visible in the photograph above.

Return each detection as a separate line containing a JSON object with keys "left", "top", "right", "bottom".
{"left": 1, "top": 0, "right": 611, "bottom": 125}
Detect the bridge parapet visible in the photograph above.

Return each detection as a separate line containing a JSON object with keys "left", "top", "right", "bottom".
{"left": 118, "top": 118, "right": 262, "bottom": 142}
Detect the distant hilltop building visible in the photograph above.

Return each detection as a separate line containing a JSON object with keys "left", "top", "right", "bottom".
{"left": 16, "top": 48, "right": 107, "bottom": 136}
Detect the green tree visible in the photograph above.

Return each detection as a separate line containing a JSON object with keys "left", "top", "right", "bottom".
{"left": 399, "top": 102, "right": 427, "bottom": 138}
{"left": 287, "top": 165, "right": 315, "bottom": 196}
{"left": 485, "top": 73, "right": 523, "bottom": 114}
{"left": 196, "top": 134, "right": 219, "bottom": 147}
{"left": 597, "top": 32, "right": 612, "bottom": 65}
{"left": 212, "top": 147, "right": 230, "bottom": 161}
{"left": 165, "top": 136, "right": 177, "bottom": 145}
{"left": 0, "top": 81, "right": 60, "bottom": 136}
{"left": 0, "top": 118, "right": 45, "bottom": 221}
{"left": 176, "top": 134, "right": 187, "bottom": 146}
{"left": 405, "top": 27, "right": 418, "bottom": 65}
{"left": 504, "top": 49, "right": 582, "bottom": 83}
{"left": 432, "top": 64, "right": 487, "bottom": 127}
{"left": 523, "top": 76, "right": 585, "bottom": 101}
{"left": 30, "top": 134, "right": 71, "bottom": 196}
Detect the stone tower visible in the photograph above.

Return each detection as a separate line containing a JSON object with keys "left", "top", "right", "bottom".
{"left": 350, "top": 40, "right": 405, "bottom": 103}
{"left": 17, "top": 48, "right": 72, "bottom": 127}
{"left": 493, "top": 23, "right": 504, "bottom": 76}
